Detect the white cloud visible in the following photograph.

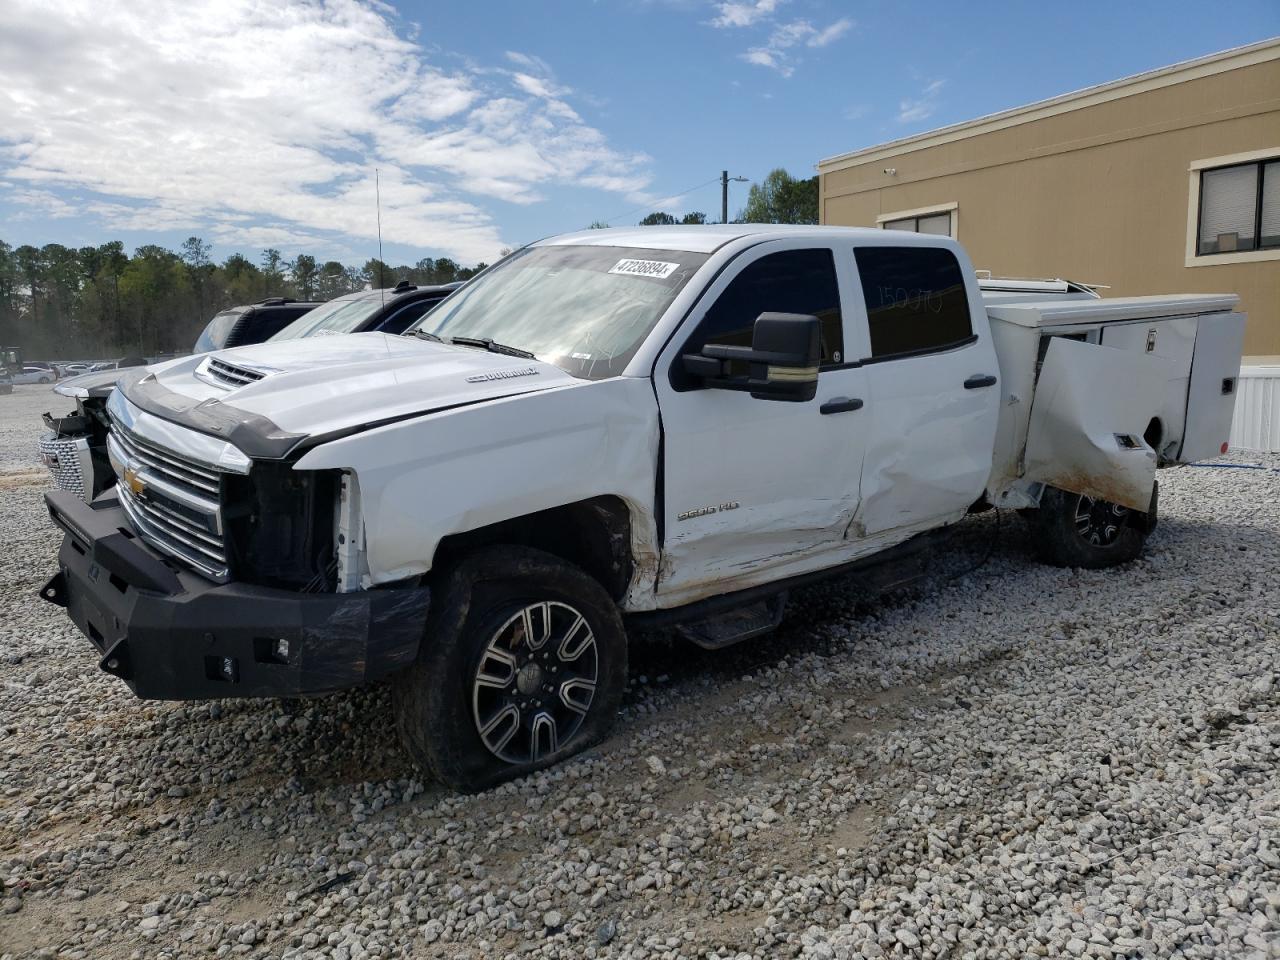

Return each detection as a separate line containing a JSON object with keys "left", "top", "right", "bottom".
{"left": 708, "top": 0, "right": 784, "bottom": 28}
{"left": 738, "top": 17, "right": 854, "bottom": 76}
{"left": 511, "top": 73, "right": 567, "bottom": 99}
{"left": 505, "top": 50, "right": 553, "bottom": 74}
{"left": 807, "top": 18, "right": 852, "bottom": 47}
{"left": 742, "top": 48, "right": 790, "bottom": 76}
{"left": 897, "top": 78, "right": 947, "bottom": 124}
{"left": 0, "top": 0, "right": 652, "bottom": 263}
{"left": 4, "top": 186, "right": 81, "bottom": 219}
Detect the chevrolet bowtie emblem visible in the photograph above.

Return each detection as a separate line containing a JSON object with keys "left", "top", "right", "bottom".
{"left": 123, "top": 463, "right": 147, "bottom": 498}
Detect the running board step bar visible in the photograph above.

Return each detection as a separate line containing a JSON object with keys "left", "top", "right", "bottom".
{"left": 676, "top": 592, "right": 788, "bottom": 650}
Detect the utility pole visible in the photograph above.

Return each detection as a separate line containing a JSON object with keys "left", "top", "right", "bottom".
{"left": 721, "top": 170, "right": 748, "bottom": 224}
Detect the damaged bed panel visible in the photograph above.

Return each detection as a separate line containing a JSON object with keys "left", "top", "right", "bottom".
{"left": 1022, "top": 338, "right": 1172, "bottom": 510}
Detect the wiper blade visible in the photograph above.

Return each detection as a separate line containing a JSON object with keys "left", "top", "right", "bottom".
{"left": 411, "top": 329, "right": 444, "bottom": 342}
{"left": 448, "top": 336, "right": 536, "bottom": 360}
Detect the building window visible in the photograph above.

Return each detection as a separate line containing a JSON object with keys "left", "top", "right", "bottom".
{"left": 1196, "top": 158, "right": 1279, "bottom": 255}
{"left": 882, "top": 212, "right": 952, "bottom": 236}
{"left": 876, "top": 202, "right": 957, "bottom": 238}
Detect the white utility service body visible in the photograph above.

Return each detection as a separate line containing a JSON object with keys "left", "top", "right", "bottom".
{"left": 41, "top": 224, "right": 1245, "bottom": 788}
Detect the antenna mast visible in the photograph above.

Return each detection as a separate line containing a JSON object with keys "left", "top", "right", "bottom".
{"left": 376, "top": 168, "right": 385, "bottom": 304}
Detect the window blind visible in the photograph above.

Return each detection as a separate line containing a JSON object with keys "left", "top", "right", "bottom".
{"left": 1261, "top": 161, "right": 1279, "bottom": 248}
{"left": 1199, "top": 165, "right": 1258, "bottom": 252}
{"left": 917, "top": 214, "right": 951, "bottom": 236}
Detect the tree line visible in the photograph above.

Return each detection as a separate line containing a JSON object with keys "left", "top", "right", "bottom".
{"left": 0, "top": 238, "right": 488, "bottom": 360}
{"left": 626, "top": 168, "right": 819, "bottom": 229}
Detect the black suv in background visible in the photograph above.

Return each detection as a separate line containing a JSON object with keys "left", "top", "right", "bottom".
{"left": 193, "top": 298, "right": 321, "bottom": 353}
{"left": 268, "top": 281, "right": 464, "bottom": 341}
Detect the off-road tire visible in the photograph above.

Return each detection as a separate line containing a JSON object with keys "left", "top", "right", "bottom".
{"left": 393, "top": 545, "right": 627, "bottom": 792}
{"left": 1029, "top": 486, "right": 1147, "bottom": 568}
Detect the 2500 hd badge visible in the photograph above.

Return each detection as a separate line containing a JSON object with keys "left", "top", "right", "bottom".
{"left": 677, "top": 501, "right": 741, "bottom": 522}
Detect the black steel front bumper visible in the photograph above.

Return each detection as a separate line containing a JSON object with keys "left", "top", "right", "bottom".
{"left": 41, "top": 489, "right": 430, "bottom": 700}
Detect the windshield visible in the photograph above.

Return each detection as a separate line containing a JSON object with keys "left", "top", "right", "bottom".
{"left": 194, "top": 309, "right": 246, "bottom": 353}
{"left": 409, "top": 245, "right": 709, "bottom": 380}
{"left": 269, "top": 294, "right": 386, "bottom": 341}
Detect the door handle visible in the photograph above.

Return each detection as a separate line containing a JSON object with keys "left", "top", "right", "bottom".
{"left": 964, "top": 374, "right": 998, "bottom": 389}
{"left": 820, "top": 397, "right": 864, "bottom": 415}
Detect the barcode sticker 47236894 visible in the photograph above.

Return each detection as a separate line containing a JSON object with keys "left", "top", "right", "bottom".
{"left": 608, "top": 259, "right": 680, "bottom": 280}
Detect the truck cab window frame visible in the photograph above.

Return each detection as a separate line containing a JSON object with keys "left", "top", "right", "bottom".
{"left": 673, "top": 247, "right": 845, "bottom": 389}
{"left": 853, "top": 246, "right": 975, "bottom": 361}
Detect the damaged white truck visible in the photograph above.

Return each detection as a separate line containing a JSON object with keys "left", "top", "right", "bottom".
{"left": 40, "top": 226, "right": 1244, "bottom": 790}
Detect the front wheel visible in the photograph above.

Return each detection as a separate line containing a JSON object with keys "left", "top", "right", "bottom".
{"left": 1028, "top": 486, "right": 1149, "bottom": 568}
{"left": 394, "top": 546, "right": 627, "bottom": 792}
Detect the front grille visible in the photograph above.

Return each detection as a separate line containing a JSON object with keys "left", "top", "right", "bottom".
{"left": 206, "top": 358, "right": 266, "bottom": 388}
{"left": 109, "top": 419, "right": 220, "bottom": 495}
{"left": 107, "top": 413, "right": 229, "bottom": 581}
{"left": 39, "top": 432, "right": 87, "bottom": 500}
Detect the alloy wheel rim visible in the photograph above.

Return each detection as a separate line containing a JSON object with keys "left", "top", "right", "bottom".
{"left": 1074, "top": 495, "right": 1128, "bottom": 546}
{"left": 471, "top": 601, "right": 598, "bottom": 765}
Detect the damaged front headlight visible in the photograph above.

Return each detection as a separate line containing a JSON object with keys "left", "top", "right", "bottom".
{"left": 222, "top": 463, "right": 342, "bottom": 590}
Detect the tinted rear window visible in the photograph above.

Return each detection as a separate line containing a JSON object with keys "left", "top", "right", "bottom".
{"left": 854, "top": 247, "right": 972, "bottom": 359}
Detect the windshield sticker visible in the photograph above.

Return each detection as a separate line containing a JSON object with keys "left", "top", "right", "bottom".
{"left": 608, "top": 258, "right": 680, "bottom": 280}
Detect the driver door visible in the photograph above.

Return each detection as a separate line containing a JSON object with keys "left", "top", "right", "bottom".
{"left": 653, "top": 242, "right": 870, "bottom": 604}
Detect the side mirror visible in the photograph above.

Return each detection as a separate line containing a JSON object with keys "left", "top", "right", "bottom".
{"left": 681, "top": 312, "right": 821, "bottom": 402}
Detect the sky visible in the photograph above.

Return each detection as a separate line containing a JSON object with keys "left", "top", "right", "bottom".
{"left": 1, "top": 0, "right": 1276, "bottom": 268}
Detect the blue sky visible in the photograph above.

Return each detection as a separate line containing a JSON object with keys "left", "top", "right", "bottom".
{"left": 1, "top": 0, "right": 1276, "bottom": 267}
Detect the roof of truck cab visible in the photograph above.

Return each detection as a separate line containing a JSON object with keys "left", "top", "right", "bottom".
{"left": 536, "top": 224, "right": 924, "bottom": 254}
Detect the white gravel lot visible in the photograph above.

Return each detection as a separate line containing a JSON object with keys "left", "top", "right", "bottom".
{"left": 0, "top": 385, "right": 58, "bottom": 475}
{"left": 0, "top": 383, "right": 1277, "bottom": 960}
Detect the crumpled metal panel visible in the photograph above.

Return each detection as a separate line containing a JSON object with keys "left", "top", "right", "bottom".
{"left": 294, "top": 377, "right": 662, "bottom": 604}
{"left": 1024, "top": 338, "right": 1172, "bottom": 511}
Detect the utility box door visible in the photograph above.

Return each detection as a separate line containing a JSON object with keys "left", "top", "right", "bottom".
{"left": 1024, "top": 338, "right": 1172, "bottom": 510}
{"left": 1099, "top": 316, "right": 1196, "bottom": 459}
{"left": 1179, "top": 311, "right": 1246, "bottom": 463}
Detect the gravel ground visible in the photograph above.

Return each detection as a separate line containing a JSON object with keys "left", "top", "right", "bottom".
{"left": 1, "top": 388, "right": 1278, "bottom": 960}
{"left": 0, "top": 385, "right": 60, "bottom": 474}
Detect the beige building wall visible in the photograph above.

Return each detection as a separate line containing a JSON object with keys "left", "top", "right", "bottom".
{"left": 819, "top": 42, "right": 1280, "bottom": 356}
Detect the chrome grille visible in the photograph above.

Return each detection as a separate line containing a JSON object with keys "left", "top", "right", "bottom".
{"left": 206, "top": 358, "right": 266, "bottom": 388}
{"left": 39, "top": 432, "right": 88, "bottom": 500}
{"left": 107, "top": 411, "right": 229, "bottom": 581}
{"left": 108, "top": 417, "right": 220, "bottom": 495}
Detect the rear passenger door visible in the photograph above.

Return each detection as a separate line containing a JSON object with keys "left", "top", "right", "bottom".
{"left": 849, "top": 243, "right": 1000, "bottom": 537}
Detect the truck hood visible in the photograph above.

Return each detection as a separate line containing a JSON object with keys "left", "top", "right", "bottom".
{"left": 55, "top": 369, "right": 128, "bottom": 400}
{"left": 126, "top": 332, "right": 580, "bottom": 445}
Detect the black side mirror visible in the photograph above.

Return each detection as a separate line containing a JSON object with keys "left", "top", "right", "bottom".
{"left": 682, "top": 312, "right": 821, "bottom": 402}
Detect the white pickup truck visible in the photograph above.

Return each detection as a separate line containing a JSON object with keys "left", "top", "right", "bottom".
{"left": 40, "top": 225, "right": 1244, "bottom": 790}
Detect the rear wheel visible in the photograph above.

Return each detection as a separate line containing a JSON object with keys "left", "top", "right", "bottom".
{"left": 1030, "top": 486, "right": 1148, "bottom": 568}
{"left": 394, "top": 546, "right": 627, "bottom": 792}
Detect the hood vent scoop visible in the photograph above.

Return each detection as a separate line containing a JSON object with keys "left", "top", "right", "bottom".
{"left": 205, "top": 357, "right": 268, "bottom": 388}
